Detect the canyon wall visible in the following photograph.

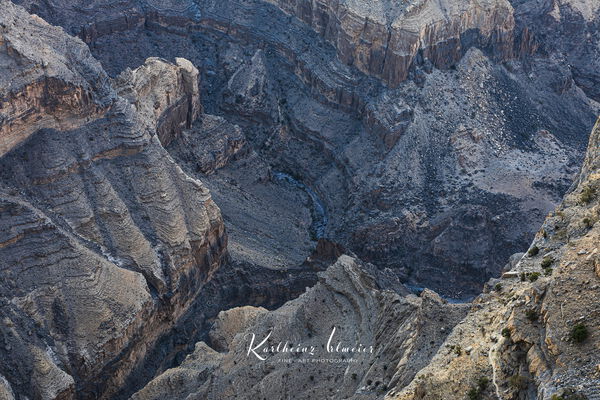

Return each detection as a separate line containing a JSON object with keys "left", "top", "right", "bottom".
{"left": 388, "top": 118, "right": 600, "bottom": 400}
{"left": 0, "top": 2, "right": 227, "bottom": 398}
{"left": 267, "top": 0, "right": 516, "bottom": 86}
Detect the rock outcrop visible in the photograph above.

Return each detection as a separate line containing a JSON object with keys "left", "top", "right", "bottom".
{"left": 0, "top": 2, "right": 112, "bottom": 156}
{"left": 0, "top": 2, "right": 227, "bottom": 399}
{"left": 267, "top": 0, "right": 516, "bottom": 86}
{"left": 388, "top": 118, "right": 600, "bottom": 400}
{"left": 10, "top": 0, "right": 600, "bottom": 296}
{"left": 114, "top": 57, "right": 202, "bottom": 146}
{"left": 168, "top": 114, "right": 246, "bottom": 175}
{"left": 1, "top": 1, "right": 599, "bottom": 398}
{"left": 132, "top": 255, "right": 469, "bottom": 400}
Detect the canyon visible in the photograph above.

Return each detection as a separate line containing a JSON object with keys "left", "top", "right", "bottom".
{"left": 0, "top": 0, "right": 599, "bottom": 399}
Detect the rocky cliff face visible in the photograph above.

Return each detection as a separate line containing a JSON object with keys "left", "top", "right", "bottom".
{"left": 0, "top": 2, "right": 227, "bottom": 398}
{"left": 132, "top": 256, "right": 469, "bottom": 400}
{"left": 1, "top": 0, "right": 600, "bottom": 398}
{"left": 267, "top": 0, "right": 516, "bottom": 86}
{"left": 9, "top": 0, "right": 600, "bottom": 297}
{"left": 0, "top": 4, "right": 112, "bottom": 156}
{"left": 114, "top": 57, "right": 202, "bottom": 146}
{"left": 387, "top": 118, "right": 600, "bottom": 400}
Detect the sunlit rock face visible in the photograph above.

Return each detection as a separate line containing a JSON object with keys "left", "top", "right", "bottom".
{"left": 0, "top": 2, "right": 226, "bottom": 399}
{"left": 131, "top": 255, "right": 469, "bottom": 400}
{"left": 267, "top": 0, "right": 517, "bottom": 86}
{"left": 388, "top": 118, "right": 600, "bottom": 400}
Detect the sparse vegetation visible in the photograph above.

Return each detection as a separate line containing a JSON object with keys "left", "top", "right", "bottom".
{"left": 495, "top": 283, "right": 502, "bottom": 291}
{"left": 528, "top": 245, "right": 539, "bottom": 256}
{"left": 467, "top": 377, "right": 489, "bottom": 400}
{"left": 468, "top": 387, "right": 480, "bottom": 400}
{"left": 541, "top": 256, "right": 554, "bottom": 268}
{"left": 544, "top": 267, "right": 553, "bottom": 276}
{"left": 501, "top": 327, "right": 511, "bottom": 338}
{"left": 551, "top": 388, "right": 589, "bottom": 400}
{"left": 508, "top": 375, "right": 528, "bottom": 390}
{"left": 528, "top": 272, "right": 541, "bottom": 282}
{"left": 570, "top": 323, "right": 589, "bottom": 343}
{"left": 477, "top": 377, "right": 489, "bottom": 391}
{"left": 453, "top": 345, "right": 462, "bottom": 356}
{"left": 583, "top": 217, "right": 594, "bottom": 229}
{"left": 580, "top": 186, "right": 596, "bottom": 204}
{"left": 525, "top": 309, "right": 538, "bottom": 322}
{"left": 520, "top": 272, "right": 526, "bottom": 282}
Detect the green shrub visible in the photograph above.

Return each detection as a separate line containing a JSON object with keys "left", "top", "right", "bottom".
{"left": 501, "top": 327, "right": 511, "bottom": 338}
{"left": 544, "top": 268, "right": 553, "bottom": 276}
{"left": 520, "top": 272, "right": 526, "bottom": 282}
{"left": 583, "top": 217, "right": 593, "bottom": 229}
{"left": 528, "top": 272, "right": 541, "bottom": 282}
{"left": 467, "top": 387, "right": 480, "bottom": 400}
{"left": 454, "top": 345, "right": 462, "bottom": 356}
{"left": 477, "top": 377, "right": 489, "bottom": 391}
{"left": 495, "top": 283, "right": 503, "bottom": 291}
{"left": 580, "top": 186, "right": 596, "bottom": 204}
{"left": 525, "top": 309, "right": 538, "bottom": 322}
{"left": 528, "top": 246, "right": 539, "bottom": 256}
{"left": 509, "top": 375, "right": 528, "bottom": 390}
{"left": 571, "top": 323, "right": 589, "bottom": 343}
{"left": 467, "top": 377, "right": 489, "bottom": 400}
{"left": 541, "top": 256, "right": 554, "bottom": 268}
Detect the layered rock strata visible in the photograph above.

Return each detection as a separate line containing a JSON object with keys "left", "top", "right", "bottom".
{"left": 114, "top": 57, "right": 202, "bottom": 146}
{"left": 0, "top": 3, "right": 112, "bottom": 156}
{"left": 0, "top": 2, "right": 227, "bottom": 399}
{"left": 267, "top": 0, "right": 516, "bottom": 86}
{"left": 132, "top": 256, "right": 470, "bottom": 400}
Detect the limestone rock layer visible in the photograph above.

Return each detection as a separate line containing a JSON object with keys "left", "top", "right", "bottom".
{"left": 0, "top": 2, "right": 227, "bottom": 399}
{"left": 268, "top": 0, "right": 516, "bottom": 86}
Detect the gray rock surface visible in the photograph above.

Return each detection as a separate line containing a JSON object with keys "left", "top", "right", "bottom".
{"left": 132, "top": 255, "right": 469, "bottom": 400}
{"left": 389, "top": 117, "right": 600, "bottom": 400}
{"left": 9, "top": 0, "right": 599, "bottom": 295}
{"left": 1, "top": 0, "right": 600, "bottom": 398}
{"left": 0, "top": 2, "right": 227, "bottom": 399}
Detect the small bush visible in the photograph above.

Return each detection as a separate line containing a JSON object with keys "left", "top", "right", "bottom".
{"left": 495, "top": 283, "right": 503, "bottom": 291}
{"left": 541, "top": 256, "right": 554, "bottom": 269}
{"left": 528, "top": 272, "right": 541, "bottom": 282}
{"left": 468, "top": 387, "right": 480, "bottom": 400}
{"left": 509, "top": 375, "right": 528, "bottom": 390}
{"left": 571, "top": 323, "right": 589, "bottom": 343}
{"left": 583, "top": 217, "right": 593, "bottom": 229}
{"left": 544, "top": 268, "right": 553, "bottom": 276}
{"left": 477, "top": 377, "right": 489, "bottom": 391}
{"left": 552, "top": 388, "right": 589, "bottom": 400}
{"left": 454, "top": 345, "right": 462, "bottom": 356}
{"left": 520, "top": 272, "right": 526, "bottom": 282}
{"left": 580, "top": 186, "right": 596, "bottom": 204}
{"left": 525, "top": 309, "right": 538, "bottom": 322}
{"left": 528, "top": 246, "right": 539, "bottom": 256}
{"left": 467, "top": 377, "right": 489, "bottom": 400}
{"left": 501, "top": 327, "right": 511, "bottom": 338}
